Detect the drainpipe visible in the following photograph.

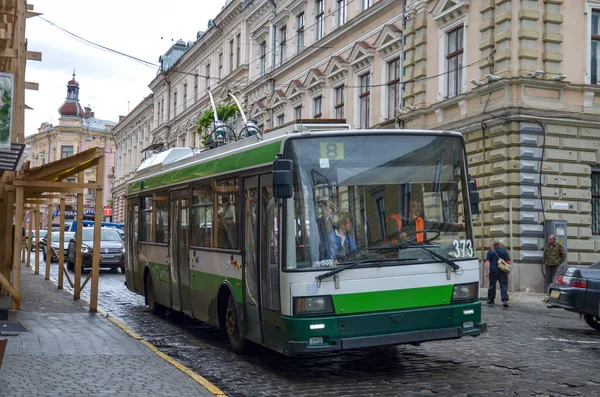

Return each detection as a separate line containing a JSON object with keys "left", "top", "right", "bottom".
{"left": 400, "top": 0, "right": 406, "bottom": 111}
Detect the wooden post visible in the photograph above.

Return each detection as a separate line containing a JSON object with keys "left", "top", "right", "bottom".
{"left": 90, "top": 156, "right": 104, "bottom": 312}
{"left": 58, "top": 197, "right": 65, "bottom": 290}
{"left": 1, "top": 192, "right": 14, "bottom": 289}
{"left": 26, "top": 207, "right": 32, "bottom": 267}
{"left": 12, "top": 0, "right": 26, "bottom": 144}
{"left": 74, "top": 172, "right": 84, "bottom": 299}
{"left": 34, "top": 209, "right": 39, "bottom": 274}
{"left": 0, "top": 195, "right": 6, "bottom": 295}
{"left": 45, "top": 206, "right": 52, "bottom": 280}
{"left": 12, "top": 187, "right": 23, "bottom": 310}
{"left": 21, "top": 213, "right": 26, "bottom": 264}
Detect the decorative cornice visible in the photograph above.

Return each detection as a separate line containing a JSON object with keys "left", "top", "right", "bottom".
{"left": 285, "top": 79, "right": 305, "bottom": 104}
{"left": 348, "top": 41, "right": 375, "bottom": 72}
{"left": 325, "top": 55, "right": 349, "bottom": 85}
{"left": 375, "top": 24, "right": 402, "bottom": 57}
{"left": 431, "top": 0, "right": 470, "bottom": 27}
{"left": 305, "top": 68, "right": 325, "bottom": 96}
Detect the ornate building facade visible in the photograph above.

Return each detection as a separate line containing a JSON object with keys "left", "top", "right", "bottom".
{"left": 113, "top": 0, "right": 600, "bottom": 291}
{"left": 25, "top": 73, "right": 117, "bottom": 225}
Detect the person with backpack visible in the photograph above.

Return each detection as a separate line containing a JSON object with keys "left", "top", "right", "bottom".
{"left": 485, "top": 239, "right": 511, "bottom": 308}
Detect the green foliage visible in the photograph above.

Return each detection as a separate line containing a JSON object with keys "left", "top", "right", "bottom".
{"left": 196, "top": 105, "right": 239, "bottom": 147}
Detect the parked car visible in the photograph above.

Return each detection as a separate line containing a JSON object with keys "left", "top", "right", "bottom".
{"left": 26, "top": 229, "right": 48, "bottom": 251}
{"left": 66, "top": 227, "right": 125, "bottom": 273}
{"left": 547, "top": 262, "right": 600, "bottom": 331}
{"left": 41, "top": 232, "right": 75, "bottom": 262}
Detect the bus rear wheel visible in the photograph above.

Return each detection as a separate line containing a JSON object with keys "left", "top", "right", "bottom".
{"left": 225, "top": 295, "right": 246, "bottom": 353}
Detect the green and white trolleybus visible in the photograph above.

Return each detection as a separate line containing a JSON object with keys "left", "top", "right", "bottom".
{"left": 124, "top": 122, "right": 487, "bottom": 356}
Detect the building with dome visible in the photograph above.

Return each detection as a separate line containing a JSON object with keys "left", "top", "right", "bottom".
{"left": 25, "top": 72, "right": 117, "bottom": 226}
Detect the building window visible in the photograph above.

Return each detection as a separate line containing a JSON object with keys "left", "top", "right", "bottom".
{"left": 387, "top": 58, "right": 401, "bottom": 119}
{"left": 279, "top": 25, "right": 287, "bottom": 65}
{"left": 194, "top": 74, "right": 198, "bottom": 101}
{"left": 236, "top": 33, "right": 241, "bottom": 68}
{"left": 337, "top": 0, "right": 348, "bottom": 26}
{"left": 294, "top": 105, "right": 302, "bottom": 120}
{"left": 592, "top": 171, "right": 600, "bottom": 235}
{"left": 359, "top": 73, "right": 370, "bottom": 128}
{"left": 39, "top": 151, "right": 45, "bottom": 166}
{"left": 218, "top": 53, "right": 223, "bottom": 79}
{"left": 61, "top": 145, "right": 73, "bottom": 159}
{"left": 446, "top": 25, "right": 464, "bottom": 98}
{"left": 183, "top": 83, "right": 187, "bottom": 110}
{"left": 229, "top": 39, "right": 235, "bottom": 72}
{"left": 276, "top": 113, "right": 285, "bottom": 126}
{"left": 313, "top": 96, "right": 322, "bottom": 118}
{"left": 173, "top": 91, "right": 178, "bottom": 117}
{"left": 160, "top": 99, "right": 165, "bottom": 123}
{"left": 259, "top": 41, "right": 266, "bottom": 76}
{"left": 296, "top": 12, "right": 305, "bottom": 53}
{"left": 362, "top": 0, "right": 374, "bottom": 10}
{"left": 334, "top": 85, "right": 345, "bottom": 119}
{"left": 592, "top": 10, "right": 600, "bottom": 84}
{"left": 315, "top": 0, "right": 325, "bottom": 40}
{"left": 205, "top": 64, "right": 211, "bottom": 91}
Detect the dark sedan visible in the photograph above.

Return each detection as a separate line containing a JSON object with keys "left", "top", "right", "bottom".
{"left": 42, "top": 232, "right": 75, "bottom": 262}
{"left": 547, "top": 262, "right": 600, "bottom": 331}
{"left": 66, "top": 227, "right": 125, "bottom": 273}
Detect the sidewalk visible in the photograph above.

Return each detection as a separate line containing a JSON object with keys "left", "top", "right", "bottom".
{"left": 479, "top": 289, "right": 547, "bottom": 305}
{"left": 0, "top": 263, "right": 218, "bottom": 397}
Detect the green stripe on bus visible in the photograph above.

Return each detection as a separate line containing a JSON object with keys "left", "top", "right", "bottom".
{"left": 190, "top": 269, "right": 243, "bottom": 303}
{"left": 129, "top": 141, "right": 282, "bottom": 193}
{"left": 332, "top": 285, "right": 454, "bottom": 315}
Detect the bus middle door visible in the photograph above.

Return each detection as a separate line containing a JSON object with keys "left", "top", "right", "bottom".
{"left": 243, "top": 176, "right": 263, "bottom": 343}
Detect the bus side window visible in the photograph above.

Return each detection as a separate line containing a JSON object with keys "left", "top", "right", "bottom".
{"left": 215, "top": 179, "right": 239, "bottom": 249}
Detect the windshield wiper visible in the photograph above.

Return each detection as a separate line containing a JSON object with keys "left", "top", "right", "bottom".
{"left": 371, "top": 242, "right": 462, "bottom": 274}
{"left": 315, "top": 258, "right": 412, "bottom": 282}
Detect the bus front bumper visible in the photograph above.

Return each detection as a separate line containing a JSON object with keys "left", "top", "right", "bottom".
{"left": 286, "top": 323, "right": 487, "bottom": 354}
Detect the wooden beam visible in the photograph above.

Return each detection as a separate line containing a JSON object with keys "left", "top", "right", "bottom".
{"left": 45, "top": 207, "right": 51, "bottom": 280}
{"left": 0, "top": 272, "right": 21, "bottom": 303}
{"left": 24, "top": 148, "right": 102, "bottom": 181}
{"left": 58, "top": 197, "right": 65, "bottom": 289}
{"left": 15, "top": 180, "right": 102, "bottom": 190}
{"left": 24, "top": 81, "right": 38, "bottom": 90}
{"left": 13, "top": 187, "right": 23, "bottom": 308}
{"left": 90, "top": 157, "right": 104, "bottom": 313}
{"left": 34, "top": 209, "right": 39, "bottom": 274}
{"left": 73, "top": 172, "right": 84, "bottom": 300}
{"left": 25, "top": 11, "right": 41, "bottom": 18}
{"left": 2, "top": 191, "right": 14, "bottom": 297}
{"left": 25, "top": 50, "right": 41, "bottom": 61}
{"left": 24, "top": 187, "right": 85, "bottom": 194}
{"left": 26, "top": 206, "right": 31, "bottom": 267}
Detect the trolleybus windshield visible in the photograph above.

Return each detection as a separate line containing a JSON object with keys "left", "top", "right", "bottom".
{"left": 284, "top": 134, "right": 475, "bottom": 270}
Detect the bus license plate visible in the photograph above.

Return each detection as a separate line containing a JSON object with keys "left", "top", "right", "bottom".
{"left": 102, "top": 254, "right": 115, "bottom": 258}
{"left": 550, "top": 290, "right": 560, "bottom": 299}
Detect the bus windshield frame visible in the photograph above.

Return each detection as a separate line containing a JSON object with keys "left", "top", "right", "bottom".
{"left": 282, "top": 132, "right": 476, "bottom": 271}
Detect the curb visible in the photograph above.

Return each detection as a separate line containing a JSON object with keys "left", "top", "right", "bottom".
{"left": 25, "top": 262, "right": 227, "bottom": 396}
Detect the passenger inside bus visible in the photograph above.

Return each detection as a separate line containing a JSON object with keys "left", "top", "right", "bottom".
{"left": 316, "top": 197, "right": 336, "bottom": 260}
{"left": 217, "top": 195, "right": 236, "bottom": 249}
{"left": 393, "top": 199, "right": 465, "bottom": 243}
{"left": 328, "top": 211, "right": 360, "bottom": 263}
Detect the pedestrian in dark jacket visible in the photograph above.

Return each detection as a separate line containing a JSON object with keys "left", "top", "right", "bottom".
{"left": 485, "top": 239, "right": 511, "bottom": 308}
{"left": 542, "top": 234, "right": 567, "bottom": 302}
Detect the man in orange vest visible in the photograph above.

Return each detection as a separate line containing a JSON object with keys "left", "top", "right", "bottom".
{"left": 388, "top": 200, "right": 463, "bottom": 244}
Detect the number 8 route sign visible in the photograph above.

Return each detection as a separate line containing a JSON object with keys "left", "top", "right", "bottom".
{"left": 320, "top": 142, "right": 345, "bottom": 160}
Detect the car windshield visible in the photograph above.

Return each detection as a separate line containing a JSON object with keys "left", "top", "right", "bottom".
{"left": 284, "top": 134, "right": 474, "bottom": 270}
{"left": 82, "top": 229, "right": 122, "bottom": 241}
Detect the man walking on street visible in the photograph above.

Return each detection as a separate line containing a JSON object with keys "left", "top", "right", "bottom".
{"left": 485, "top": 239, "right": 511, "bottom": 308}
{"left": 542, "top": 234, "right": 566, "bottom": 303}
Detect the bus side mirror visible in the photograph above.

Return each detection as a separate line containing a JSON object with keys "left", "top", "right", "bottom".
{"left": 273, "top": 158, "right": 293, "bottom": 199}
{"left": 468, "top": 177, "right": 480, "bottom": 215}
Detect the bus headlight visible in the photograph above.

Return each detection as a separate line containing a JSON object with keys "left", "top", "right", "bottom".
{"left": 293, "top": 296, "right": 334, "bottom": 316}
{"left": 451, "top": 282, "right": 478, "bottom": 302}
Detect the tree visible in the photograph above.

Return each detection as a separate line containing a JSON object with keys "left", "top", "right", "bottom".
{"left": 196, "top": 105, "right": 239, "bottom": 147}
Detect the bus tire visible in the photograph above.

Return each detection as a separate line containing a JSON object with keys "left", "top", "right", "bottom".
{"left": 146, "top": 274, "right": 164, "bottom": 315}
{"left": 225, "top": 295, "right": 246, "bottom": 353}
{"left": 583, "top": 314, "right": 600, "bottom": 331}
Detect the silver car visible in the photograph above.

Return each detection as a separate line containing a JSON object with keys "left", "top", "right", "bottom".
{"left": 66, "top": 227, "right": 125, "bottom": 273}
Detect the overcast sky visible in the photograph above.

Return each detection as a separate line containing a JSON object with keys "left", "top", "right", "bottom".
{"left": 24, "top": 0, "right": 226, "bottom": 137}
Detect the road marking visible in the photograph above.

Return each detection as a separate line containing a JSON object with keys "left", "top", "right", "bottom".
{"left": 25, "top": 261, "right": 227, "bottom": 396}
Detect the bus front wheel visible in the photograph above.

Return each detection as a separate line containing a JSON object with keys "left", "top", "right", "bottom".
{"left": 225, "top": 295, "right": 246, "bottom": 353}
{"left": 146, "top": 275, "right": 164, "bottom": 315}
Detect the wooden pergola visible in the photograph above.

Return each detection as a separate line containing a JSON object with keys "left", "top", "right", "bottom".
{"left": 2, "top": 147, "right": 106, "bottom": 311}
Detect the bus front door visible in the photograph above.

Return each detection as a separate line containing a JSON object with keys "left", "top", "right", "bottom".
{"left": 170, "top": 190, "right": 192, "bottom": 315}
{"left": 243, "top": 176, "right": 263, "bottom": 343}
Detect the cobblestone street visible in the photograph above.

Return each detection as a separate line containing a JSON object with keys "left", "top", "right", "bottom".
{"left": 36, "top": 259, "right": 600, "bottom": 397}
